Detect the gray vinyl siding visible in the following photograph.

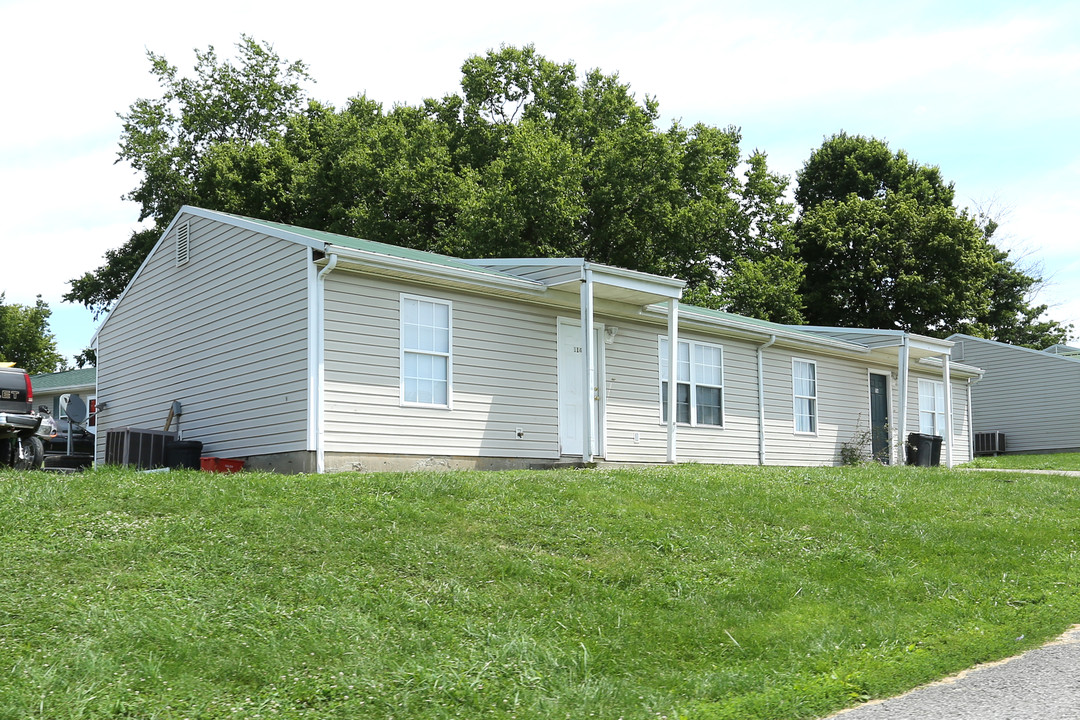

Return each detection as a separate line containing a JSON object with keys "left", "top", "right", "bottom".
{"left": 323, "top": 273, "right": 561, "bottom": 459}
{"left": 672, "top": 333, "right": 761, "bottom": 465}
{"left": 600, "top": 318, "right": 666, "bottom": 461}
{"left": 760, "top": 350, "right": 874, "bottom": 466}
{"left": 950, "top": 337, "right": 1080, "bottom": 453}
{"left": 602, "top": 326, "right": 894, "bottom": 466}
{"left": 95, "top": 213, "right": 311, "bottom": 461}
{"left": 602, "top": 323, "right": 978, "bottom": 467}
{"left": 600, "top": 324, "right": 761, "bottom": 464}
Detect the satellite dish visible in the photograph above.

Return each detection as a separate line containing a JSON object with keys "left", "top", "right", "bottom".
{"left": 66, "top": 395, "right": 88, "bottom": 424}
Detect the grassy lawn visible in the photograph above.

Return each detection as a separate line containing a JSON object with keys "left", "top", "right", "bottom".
{"left": 2, "top": 464, "right": 1079, "bottom": 719}
{"left": 964, "top": 452, "right": 1080, "bottom": 471}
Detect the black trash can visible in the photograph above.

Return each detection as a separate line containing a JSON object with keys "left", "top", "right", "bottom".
{"left": 165, "top": 440, "right": 203, "bottom": 470}
{"left": 906, "top": 433, "right": 938, "bottom": 467}
{"left": 930, "top": 435, "right": 943, "bottom": 466}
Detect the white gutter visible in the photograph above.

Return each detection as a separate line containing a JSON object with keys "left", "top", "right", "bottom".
{"left": 328, "top": 245, "right": 548, "bottom": 296}
{"left": 580, "top": 266, "right": 596, "bottom": 463}
{"left": 315, "top": 253, "right": 338, "bottom": 474}
{"left": 667, "top": 299, "right": 679, "bottom": 464}
{"left": 640, "top": 306, "right": 871, "bottom": 356}
{"left": 897, "top": 336, "right": 910, "bottom": 464}
{"left": 966, "top": 374, "right": 982, "bottom": 462}
{"left": 942, "top": 353, "right": 954, "bottom": 468}
{"left": 756, "top": 334, "right": 777, "bottom": 465}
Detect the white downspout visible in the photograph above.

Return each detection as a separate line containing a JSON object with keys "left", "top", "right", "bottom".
{"left": 942, "top": 353, "right": 954, "bottom": 468}
{"left": 580, "top": 266, "right": 595, "bottom": 463}
{"left": 667, "top": 299, "right": 679, "bottom": 464}
{"left": 315, "top": 253, "right": 338, "bottom": 474}
{"left": 756, "top": 334, "right": 777, "bottom": 466}
{"left": 897, "top": 337, "right": 909, "bottom": 465}
{"left": 966, "top": 375, "right": 982, "bottom": 463}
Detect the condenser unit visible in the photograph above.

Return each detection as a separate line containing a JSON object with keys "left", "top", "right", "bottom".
{"left": 105, "top": 428, "right": 177, "bottom": 469}
{"left": 973, "top": 431, "right": 1006, "bottom": 456}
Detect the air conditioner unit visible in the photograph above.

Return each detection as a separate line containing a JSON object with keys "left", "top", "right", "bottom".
{"left": 973, "top": 431, "right": 1006, "bottom": 456}
{"left": 105, "top": 427, "right": 177, "bottom": 468}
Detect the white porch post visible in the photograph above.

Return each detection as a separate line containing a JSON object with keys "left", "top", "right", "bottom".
{"left": 667, "top": 298, "right": 679, "bottom": 464}
{"left": 967, "top": 379, "right": 975, "bottom": 462}
{"left": 581, "top": 267, "right": 595, "bottom": 463}
{"left": 314, "top": 253, "right": 338, "bottom": 474}
{"left": 897, "top": 338, "right": 909, "bottom": 465}
{"left": 756, "top": 335, "right": 776, "bottom": 466}
{"left": 942, "top": 353, "right": 954, "bottom": 468}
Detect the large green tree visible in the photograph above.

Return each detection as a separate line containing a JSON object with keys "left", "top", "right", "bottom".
{"left": 0, "top": 294, "right": 65, "bottom": 374}
{"left": 794, "top": 133, "right": 1070, "bottom": 345}
{"left": 67, "top": 41, "right": 802, "bottom": 323}
{"left": 65, "top": 36, "right": 312, "bottom": 317}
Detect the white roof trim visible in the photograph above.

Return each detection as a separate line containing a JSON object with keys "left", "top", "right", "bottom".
{"left": 183, "top": 207, "right": 326, "bottom": 250}
{"left": 916, "top": 356, "right": 985, "bottom": 378}
{"left": 795, "top": 325, "right": 954, "bottom": 353}
{"left": 92, "top": 207, "right": 549, "bottom": 343}
{"left": 584, "top": 261, "right": 685, "bottom": 297}
{"left": 463, "top": 257, "right": 685, "bottom": 298}
{"left": 325, "top": 246, "right": 548, "bottom": 294}
{"left": 641, "top": 305, "right": 873, "bottom": 355}
{"left": 91, "top": 211, "right": 190, "bottom": 345}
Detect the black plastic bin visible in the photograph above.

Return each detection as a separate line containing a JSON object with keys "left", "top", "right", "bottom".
{"left": 164, "top": 440, "right": 203, "bottom": 470}
{"left": 906, "top": 432, "right": 943, "bottom": 467}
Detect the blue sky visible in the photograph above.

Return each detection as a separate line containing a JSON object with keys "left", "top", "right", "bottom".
{"left": 2, "top": 0, "right": 1078, "bottom": 362}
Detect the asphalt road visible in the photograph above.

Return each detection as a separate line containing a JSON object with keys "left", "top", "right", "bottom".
{"left": 828, "top": 625, "right": 1080, "bottom": 719}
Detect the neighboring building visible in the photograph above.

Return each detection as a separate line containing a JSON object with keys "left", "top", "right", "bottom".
{"left": 92, "top": 206, "right": 981, "bottom": 472}
{"left": 948, "top": 334, "right": 1080, "bottom": 454}
{"left": 1044, "top": 343, "right": 1080, "bottom": 358}
{"left": 29, "top": 368, "right": 98, "bottom": 434}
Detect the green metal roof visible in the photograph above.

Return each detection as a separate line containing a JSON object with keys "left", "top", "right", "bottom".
{"left": 207, "top": 210, "right": 531, "bottom": 283}
{"left": 678, "top": 303, "right": 848, "bottom": 345}
{"left": 30, "top": 368, "right": 96, "bottom": 392}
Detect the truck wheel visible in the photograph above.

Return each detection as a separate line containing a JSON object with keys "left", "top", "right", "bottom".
{"left": 14, "top": 436, "right": 44, "bottom": 470}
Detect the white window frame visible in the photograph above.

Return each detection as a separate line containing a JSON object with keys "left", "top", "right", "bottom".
{"left": 918, "top": 378, "right": 946, "bottom": 436}
{"left": 792, "top": 358, "right": 818, "bottom": 435}
{"left": 658, "top": 337, "right": 725, "bottom": 428}
{"left": 400, "top": 294, "right": 453, "bottom": 409}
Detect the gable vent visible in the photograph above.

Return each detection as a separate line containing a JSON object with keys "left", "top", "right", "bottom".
{"left": 176, "top": 221, "right": 190, "bottom": 267}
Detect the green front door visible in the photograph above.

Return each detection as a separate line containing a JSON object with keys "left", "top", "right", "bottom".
{"left": 869, "top": 374, "right": 890, "bottom": 463}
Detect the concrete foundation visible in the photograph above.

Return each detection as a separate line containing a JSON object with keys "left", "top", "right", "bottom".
{"left": 234, "top": 450, "right": 575, "bottom": 474}
{"left": 325, "top": 452, "right": 567, "bottom": 473}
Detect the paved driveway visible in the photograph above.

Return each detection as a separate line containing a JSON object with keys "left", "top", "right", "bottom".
{"left": 827, "top": 625, "right": 1080, "bottom": 719}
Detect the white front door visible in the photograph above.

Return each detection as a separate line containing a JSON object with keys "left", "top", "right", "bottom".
{"left": 557, "top": 318, "right": 604, "bottom": 457}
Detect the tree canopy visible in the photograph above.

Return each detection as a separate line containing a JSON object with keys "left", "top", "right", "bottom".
{"left": 67, "top": 35, "right": 312, "bottom": 317}
{"left": 793, "top": 133, "right": 1070, "bottom": 345}
{"left": 67, "top": 41, "right": 1069, "bottom": 347}
{"left": 65, "top": 40, "right": 800, "bottom": 323}
{"left": 0, "top": 294, "right": 65, "bottom": 375}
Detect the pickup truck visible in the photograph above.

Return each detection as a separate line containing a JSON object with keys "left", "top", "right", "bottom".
{"left": 0, "top": 365, "right": 44, "bottom": 469}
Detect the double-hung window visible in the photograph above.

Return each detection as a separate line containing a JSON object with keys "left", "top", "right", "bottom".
{"left": 918, "top": 379, "right": 946, "bottom": 435}
{"left": 659, "top": 338, "right": 724, "bottom": 426}
{"left": 792, "top": 359, "right": 817, "bottom": 434}
{"left": 401, "top": 294, "right": 451, "bottom": 407}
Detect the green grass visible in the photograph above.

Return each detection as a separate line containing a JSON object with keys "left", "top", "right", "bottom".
{"left": 1, "top": 464, "right": 1078, "bottom": 719}
{"left": 964, "top": 452, "right": 1080, "bottom": 471}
